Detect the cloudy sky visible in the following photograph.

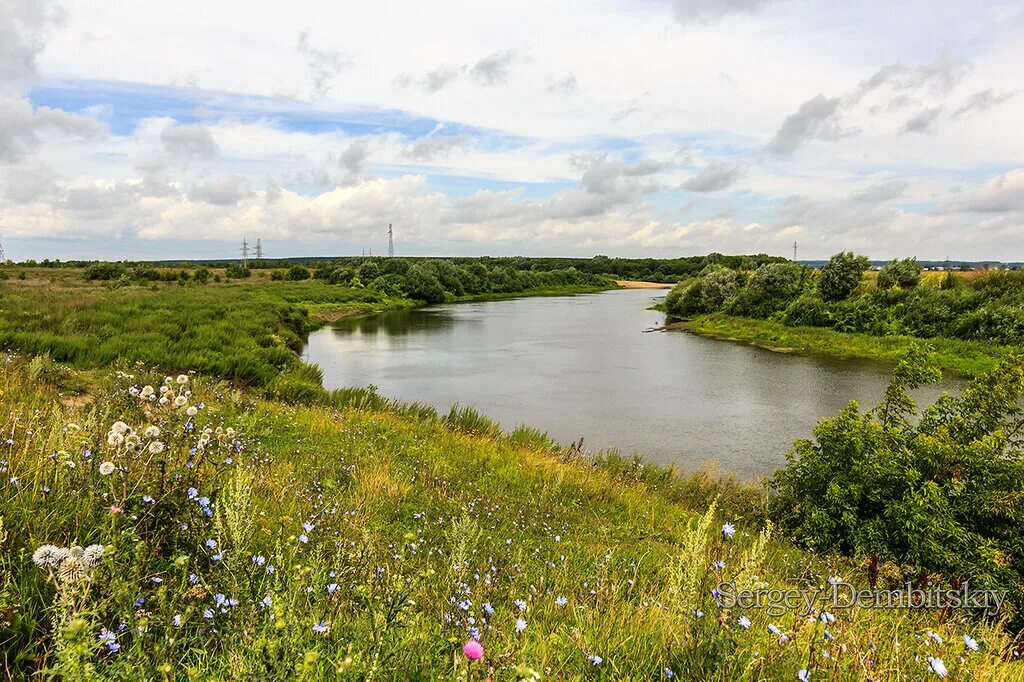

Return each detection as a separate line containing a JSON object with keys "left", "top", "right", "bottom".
{"left": 1, "top": 0, "right": 1023, "bottom": 261}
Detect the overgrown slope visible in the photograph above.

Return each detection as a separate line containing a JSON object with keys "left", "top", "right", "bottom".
{"left": 0, "top": 358, "right": 1018, "bottom": 680}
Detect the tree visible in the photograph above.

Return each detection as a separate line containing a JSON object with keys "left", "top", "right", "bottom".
{"left": 771, "top": 347, "right": 1024, "bottom": 622}
{"left": 818, "top": 251, "right": 870, "bottom": 301}
{"left": 698, "top": 266, "right": 740, "bottom": 311}
{"left": 285, "top": 265, "right": 311, "bottom": 281}
{"left": 725, "top": 262, "right": 803, "bottom": 317}
{"left": 405, "top": 265, "right": 445, "bottom": 303}
{"left": 877, "top": 257, "right": 922, "bottom": 290}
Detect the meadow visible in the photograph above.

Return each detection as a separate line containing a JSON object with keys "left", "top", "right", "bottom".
{"left": 1, "top": 260, "right": 1023, "bottom": 679}
{"left": 2, "top": 355, "right": 1020, "bottom": 680}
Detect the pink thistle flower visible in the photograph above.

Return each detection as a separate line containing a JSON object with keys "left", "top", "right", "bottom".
{"left": 463, "top": 639, "right": 484, "bottom": 661}
{"left": 110, "top": 505, "right": 123, "bottom": 514}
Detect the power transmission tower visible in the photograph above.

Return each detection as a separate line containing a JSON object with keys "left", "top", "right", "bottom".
{"left": 240, "top": 238, "right": 250, "bottom": 268}
{"left": 792, "top": 241, "right": 797, "bottom": 262}
{"left": 254, "top": 238, "right": 263, "bottom": 260}
{"left": 0, "top": 239, "right": 5, "bottom": 263}
{"left": 387, "top": 223, "right": 394, "bottom": 257}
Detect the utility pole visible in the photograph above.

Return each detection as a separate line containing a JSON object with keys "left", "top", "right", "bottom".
{"left": 387, "top": 223, "right": 394, "bottom": 257}
{"left": 240, "top": 238, "right": 249, "bottom": 268}
{"left": 254, "top": 238, "right": 263, "bottom": 260}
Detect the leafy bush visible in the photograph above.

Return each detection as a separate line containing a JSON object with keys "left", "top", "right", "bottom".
{"left": 83, "top": 263, "right": 125, "bottom": 281}
{"left": 877, "top": 258, "right": 922, "bottom": 290}
{"left": 664, "top": 280, "right": 702, "bottom": 317}
{"left": 225, "top": 264, "right": 251, "bottom": 279}
{"left": 818, "top": 252, "right": 870, "bottom": 301}
{"left": 698, "top": 266, "right": 740, "bottom": 311}
{"left": 284, "top": 265, "right": 310, "bottom": 281}
{"left": 771, "top": 347, "right": 1024, "bottom": 624}
{"left": 783, "top": 293, "right": 831, "bottom": 327}
{"left": 725, "top": 262, "right": 804, "bottom": 318}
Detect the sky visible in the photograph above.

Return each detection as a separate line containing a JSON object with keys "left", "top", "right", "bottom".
{"left": 0, "top": 0, "right": 1022, "bottom": 261}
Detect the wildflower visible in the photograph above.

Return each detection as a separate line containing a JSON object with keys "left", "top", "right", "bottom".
{"left": 798, "top": 669, "right": 810, "bottom": 682}
{"left": 482, "top": 602, "right": 494, "bottom": 616}
{"left": 206, "top": 539, "right": 217, "bottom": 549}
{"left": 99, "top": 461, "right": 116, "bottom": 476}
{"left": 327, "top": 583, "right": 339, "bottom": 594}
{"left": 203, "top": 609, "right": 214, "bottom": 619}
{"left": 211, "top": 553, "right": 223, "bottom": 562}
{"left": 140, "top": 385, "right": 155, "bottom": 398}
{"left": 928, "top": 657, "right": 947, "bottom": 677}
{"left": 187, "top": 487, "right": 198, "bottom": 500}
{"left": 555, "top": 596, "right": 567, "bottom": 607}
{"left": 252, "top": 555, "right": 266, "bottom": 565}
{"left": 588, "top": 655, "right": 603, "bottom": 666}
{"left": 82, "top": 544, "right": 104, "bottom": 566}
{"left": 819, "top": 611, "right": 835, "bottom": 624}
{"left": 265, "top": 564, "right": 275, "bottom": 574}
{"left": 738, "top": 616, "right": 751, "bottom": 629}
{"left": 173, "top": 614, "right": 182, "bottom": 627}
{"left": 722, "top": 522, "right": 735, "bottom": 538}
{"left": 32, "top": 544, "right": 69, "bottom": 567}
{"left": 110, "top": 505, "right": 123, "bottom": 514}
{"left": 514, "top": 599, "right": 527, "bottom": 612}
{"left": 144, "top": 426, "right": 160, "bottom": 438}
{"left": 927, "top": 631, "right": 943, "bottom": 644}
{"left": 298, "top": 534, "right": 308, "bottom": 544}
{"left": 58, "top": 556, "right": 88, "bottom": 583}
{"left": 312, "top": 621, "right": 329, "bottom": 634}
{"left": 303, "top": 521, "right": 315, "bottom": 532}
{"left": 260, "top": 596, "right": 272, "bottom": 608}
{"left": 463, "top": 639, "right": 484, "bottom": 660}
{"left": 515, "top": 618, "right": 527, "bottom": 633}
{"left": 713, "top": 560, "right": 726, "bottom": 570}
{"left": 111, "top": 421, "right": 130, "bottom": 435}
{"left": 187, "top": 406, "right": 198, "bottom": 417}
{"left": 693, "top": 610, "right": 704, "bottom": 618}
{"left": 963, "top": 634, "right": 979, "bottom": 651}
{"left": 148, "top": 441, "right": 165, "bottom": 455}
{"left": 174, "top": 395, "right": 188, "bottom": 407}
{"left": 176, "top": 374, "right": 189, "bottom": 385}
{"left": 98, "top": 629, "right": 118, "bottom": 653}
{"left": 665, "top": 669, "right": 674, "bottom": 679}
{"left": 151, "top": 576, "right": 162, "bottom": 584}
{"left": 768, "top": 623, "right": 788, "bottom": 641}
{"left": 142, "top": 495, "right": 155, "bottom": 504}
{"left": 214, "top": 594, "right": 227, "bottom": 607}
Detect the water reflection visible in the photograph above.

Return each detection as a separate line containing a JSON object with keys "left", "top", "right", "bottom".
{"left": 305, "top": 290, "right": 965, "bottom": 476}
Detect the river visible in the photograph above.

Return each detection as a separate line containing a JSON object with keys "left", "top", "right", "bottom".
{"left": 303, "top": 289, "right": 964, "bottom": 476}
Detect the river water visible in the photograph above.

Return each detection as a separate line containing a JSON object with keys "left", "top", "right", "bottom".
{"left": 303, "top": 289, "right": 964, "bottom": 476}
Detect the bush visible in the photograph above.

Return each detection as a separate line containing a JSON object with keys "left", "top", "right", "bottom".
{"left": 817, "top": 251, "right": 869, "bottom": 301}
{"left": 877, "top": 258, "right": 922, "bottom": 290}
{"left": 664, "top": 280, "right": 702, "bottom": 317}
{"left": 772, "top": 348, "right": 1024, "bottom": 623}
{"left": 285, "top": 265, "right": 311, "bottom": 281}
{"left": 783, "top": 293, "right": 831, "bottom": 327}
{"left": 225, "top": 264, "right": 251, "bottom": 279}
{"left": 698, "top": 266, "right": 740, "bottom": 312}
{"left": 83, "top": 263, "right": 125, "bottom": 281}
{"left": 725, "top": 262, "right": 804, "bottom": 318}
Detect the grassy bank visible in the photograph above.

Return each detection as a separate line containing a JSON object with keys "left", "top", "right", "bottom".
{"left": 673, "top": 314, "right": 1012, "bottom": 376}
{"left": 1, "top": 358, "right": 1017, "bottom": 680}
{"left": 0, "top": 269, "right": 614, "bottom": 392}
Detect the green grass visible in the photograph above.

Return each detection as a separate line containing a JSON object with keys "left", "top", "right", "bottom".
{"left": 674, "top": 314, "right": 1013, "bottom": 376}
{"left": 1, "top": 359, "right": 1019, "bottom": 680}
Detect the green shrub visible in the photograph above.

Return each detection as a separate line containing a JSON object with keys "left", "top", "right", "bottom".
{"left": 725, "top": 262, "right": 804, "bottom": 318}
{"left": 877, "top": 258, "right": 922, "bottom": 290}
{"left": 83, "top": 263, "right": 124, "bottom": 281}
{"left": 771, "top": 347, "right": 1024, "bottom": 625}
{"left": 285, "top": 265, "right": 311, "bottom": 281}
{"left": 817, "top": 251, "right": 870, "bottom": 301}
{"left": 783, "top": 293, "right": 831, "bottom": 327}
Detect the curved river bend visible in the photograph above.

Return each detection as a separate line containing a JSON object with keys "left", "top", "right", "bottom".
{"left": 303, "top": 289, "right": 963, "bottom": 477}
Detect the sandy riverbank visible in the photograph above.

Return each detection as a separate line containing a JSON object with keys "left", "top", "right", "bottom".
{"left": 615, "top": 280, "right": 673, "bottom": 289}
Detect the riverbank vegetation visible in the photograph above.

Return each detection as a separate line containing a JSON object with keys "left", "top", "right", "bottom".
{"left": 665, "top": 254, "right": 1024, "bottom": 374}
{"left": 3, "top": 256, "right": 1024, "bottom": 678}
{"left": 2, "top": 352, "right": 1022, "bottom": 679}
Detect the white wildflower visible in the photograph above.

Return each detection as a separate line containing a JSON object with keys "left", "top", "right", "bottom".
{"left": 186, "top": 406, "right": 198, "bottom": 417}
{"left": 99, "top": 461, "right": 116, "bottom": 476}
{"left": 82, "top": 544, "right": 105, "bottom": 566}
{"left": 107, "top": 432, "right": 124, "bottom": 447}
{"left": 148, "top": 441, "right": 165, "bottom": 455}
{"left": 176, "top": 374, "right": 189, "bottom": 385}
{"left": 32, "top": 544, "right": 69, "bottom": 567}
{"left": 140, "top": 385, "right": 155, "bottom": 398}
{"left": 173, "top": 396, "right": 187, "bottom": 407}
{"left": 144, "top": 426, "right": 160, "bottom": 438}
{"left": 110, "top": 421, "right": 130, "bottom": 435}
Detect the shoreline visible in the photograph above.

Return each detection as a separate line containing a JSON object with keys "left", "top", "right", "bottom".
{"left": 668, "top": 313, "right": 1010, "bottom": 377}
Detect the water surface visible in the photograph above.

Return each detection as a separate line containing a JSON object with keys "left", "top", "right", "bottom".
{"left": 304, "top": 290, "right": 963, "bottom": 476}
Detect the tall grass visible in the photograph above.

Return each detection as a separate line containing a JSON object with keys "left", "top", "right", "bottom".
{"left": 0, "top": 357, "right": 1018, "bottom": 679}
